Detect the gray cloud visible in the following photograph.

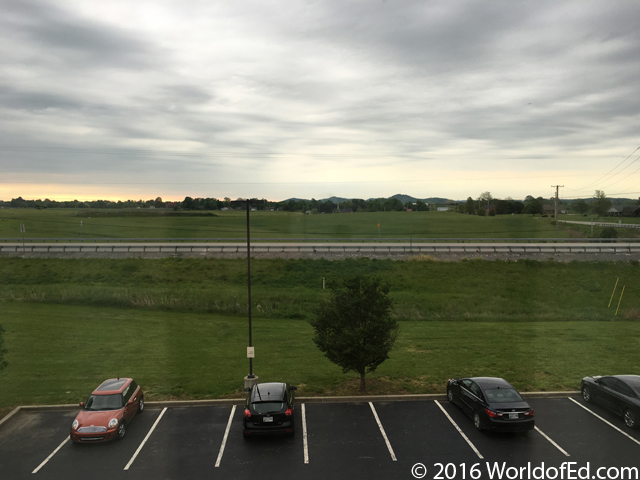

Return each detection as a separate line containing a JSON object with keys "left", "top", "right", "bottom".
{"left": 1, "top": 0, "right": 640, "bottom": 200}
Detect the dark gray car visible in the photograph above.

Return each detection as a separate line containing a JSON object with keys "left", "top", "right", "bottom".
{"left": 243, "top": 382, "right": 297, "bottom": 438}
{"left": 581, "top": 375, "right": 640, "bottom": 429}
{"left": 447, "top": 377, "right": 534, "bottom": 432}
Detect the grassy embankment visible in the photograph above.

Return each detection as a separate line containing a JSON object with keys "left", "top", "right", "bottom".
{"left": 1, "top": 256, "right": 640, "bottom": 415}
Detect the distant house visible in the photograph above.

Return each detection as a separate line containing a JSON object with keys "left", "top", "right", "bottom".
{"left": 221, "top": 207, "right": 229, "bottom": 211}
{"left": 543, "top": 205, "right": 555, "bottom": 215}
{"left": 483, "top": 204, "right": 496, "bottom": 214}
{"left": 608, "top": 205, "right": 640, "bottom": 217}
{"left": 436, "top": 206, "right": 449, "bottom": 212}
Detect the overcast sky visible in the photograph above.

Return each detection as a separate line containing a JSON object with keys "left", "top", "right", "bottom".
{"left": 1, "top": 0, "right": 639, "bottom": 202}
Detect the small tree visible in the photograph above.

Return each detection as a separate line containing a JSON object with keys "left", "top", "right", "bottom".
{"left": 465, "top": 197, "right": 476, "bottom": 215}
{"left": 591, "top": 190, "right": 611, "bottom": 217}
{"left": 310, "top": 276, "right": 399, "bottom": 391}
{"left": 600, "top": 227, "right": 618, "bottom": 239}
{"left": 573, "top": 199, "right": 589, "bottom": 215}
{"left": 0, "top": 324, "right": 7, "bottom": 372}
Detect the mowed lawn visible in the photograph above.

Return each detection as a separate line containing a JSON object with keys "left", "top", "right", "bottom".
{"left": 1, "top": 302, "right": 639, "bottom": 412}
{"left": 0, "top": 208, "right": 566, "bottom": 239}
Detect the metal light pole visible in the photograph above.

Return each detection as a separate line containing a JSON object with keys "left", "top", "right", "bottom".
{"left": 231, "top": 199, "right": 261, "bottom": 390}
{"left": 245, "top": 199, "right": 255, "bottom": 384}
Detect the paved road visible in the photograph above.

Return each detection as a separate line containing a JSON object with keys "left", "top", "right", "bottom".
{"left": 2, "top": 398, "right": 639, "bottom": 480}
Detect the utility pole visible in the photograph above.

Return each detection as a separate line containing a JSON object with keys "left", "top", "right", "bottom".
{"left": 551, "top": 185, "right": 564, "bottom": 238}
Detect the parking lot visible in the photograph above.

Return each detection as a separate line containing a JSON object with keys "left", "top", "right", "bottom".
{"left": 1, "top": 397, "right": 639, "bottom": 480}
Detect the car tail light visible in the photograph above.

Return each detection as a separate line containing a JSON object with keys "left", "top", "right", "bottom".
{"left": 244, "top": 409, "right": 251, "bottom": 418}
{"left": 285, "top": 408, "right": 293, "bottom": 416}
{"left": 525, "top": 409, "right": 534, "bottom": 417}
{"left": 484, "top": 408, "right": 503, "bottom": 418}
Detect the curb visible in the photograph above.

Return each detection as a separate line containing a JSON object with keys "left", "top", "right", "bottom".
{"left": 0, "top": 391, "right": 580, "bottom": 426}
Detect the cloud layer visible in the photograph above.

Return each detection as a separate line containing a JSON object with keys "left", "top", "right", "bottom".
{"left": 1, "top": 0, "right": 639, "bottom": 201}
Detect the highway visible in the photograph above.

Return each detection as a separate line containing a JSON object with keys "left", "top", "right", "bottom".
{"left": 2, "top": 241, "right": 640, "bottom": 255}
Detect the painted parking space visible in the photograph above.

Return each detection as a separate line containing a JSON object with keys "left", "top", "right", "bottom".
{"left": 33, "top": 408, "right": 164, "bottom": 480}
{"left": 529, "top": 397, "right": 640, "bottom": 466}
{"left": 373, "top": 400, "right": 483, "bottom": 463}
{"left": 1, "top": 398, "right": 640, "bottom": 479}
{"left": 0, "top": 410, "right": 76, "bottom": 479}
{"left": 439, "top": 399, "right": 575, "bottom": 465}
{"left": 302, "top": 402, "right": 399, "bottom": 478}
{"left": 120, "top": 405, "right": 235, "bottom": 476}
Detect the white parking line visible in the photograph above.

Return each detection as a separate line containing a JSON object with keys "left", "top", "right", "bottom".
{"left": 124, "top": 407, "right": 167, "bottom": 471}
{"left": 434, "top": 400, "right": 484, "bottom": 459}
{"left": 215, "top": 405, "right": 236, "bottom": 468}
{"left": 368, "top": 402, "right": 397, "bottom": 461}
{"left": 32, "top": 436, "right": 70, "bottom": 474}
{"left": 569, "top": 397, "right": 640, "bottom": 447}
{"left": 534, "top": 426, "right": 570, "bottom": 456}
{"left": 301, "top": 403, "right": 309, "bottom": 464}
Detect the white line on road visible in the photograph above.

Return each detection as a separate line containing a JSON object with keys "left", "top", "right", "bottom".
{"left": 534, "top": 426, "right": 570, "bottom": 456}
{"left": 301, "top": 403, "right": 309, "bottom": 464}
{"left": 32, "top": 436, "right": 70, "bottom": 474}
{"left": 368, "top": 402, "right": 397, "bottom": 461}
{"left": 434, "top": 400, "right": 484, "bottom": 459}
{"left": 124, "top": 407, "right": 167, "bottom": 471}
{"left": 215, "top": 405, "right": 236, "bottom": 468}
{"left": 568, "top": 397, "right": 640, "bottom": 447}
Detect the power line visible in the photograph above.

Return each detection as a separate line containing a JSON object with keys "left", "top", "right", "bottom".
{"left": 575, "top": 146, "right": 640, "bottom": 191}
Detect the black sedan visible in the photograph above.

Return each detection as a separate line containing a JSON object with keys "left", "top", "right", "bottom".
{"left": 581, "top": 375, "right": 640, "bottom": 429}
{"left": 447, "top": 377, "right": 535, "bottom": 432}
{"left": 243, "top": 382, "right": 297, "bottom": 438}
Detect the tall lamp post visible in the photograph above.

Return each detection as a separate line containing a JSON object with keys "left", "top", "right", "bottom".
{"left": 231, "top": 198, "right": 262, "bottom": 390}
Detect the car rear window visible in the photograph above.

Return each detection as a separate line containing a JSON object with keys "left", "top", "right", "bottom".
{"left": 251, "top": 402, "right": 284, "bottom": 414}
{"left": 484, "top": 388, "right": 524, "bottom": 403}
{"left": 85, "top": 394, "right": 123, "bottom": 411}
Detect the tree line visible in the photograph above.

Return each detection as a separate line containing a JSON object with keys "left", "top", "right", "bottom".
{"left": 0, "top": 190, "right": 625, "bottom": 216}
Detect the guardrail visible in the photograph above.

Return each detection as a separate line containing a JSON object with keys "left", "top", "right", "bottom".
{"left": 3, "top": 237, "right": 640, "bottom": 244}
{"left": 3, "top": 243, "right": 640, "bottom": 254}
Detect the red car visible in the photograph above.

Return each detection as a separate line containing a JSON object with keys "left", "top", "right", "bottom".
{"left": 70, "top": 378, "right": 144, "bottom": 443}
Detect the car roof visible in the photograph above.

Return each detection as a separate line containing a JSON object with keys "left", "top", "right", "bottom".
{"left": 93, "top": 378, "right": 132, "bottom": 395}
{"left": 250, "top": 382, "right": 287, "bottom": 402}
{"left": 613, "top": 375, "right": 640, "bottom": 387}
{"left": 467, "top": 377, "right": 514, "bottom": 389}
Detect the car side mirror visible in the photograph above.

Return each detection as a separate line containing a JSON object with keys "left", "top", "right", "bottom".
{"left": 244, "top": 387, "right": 251, "bottom": 393}
{"left": 79, "top": 402, "right": 84, "bottom": 407}
{"left": 291, "top": 386, "right": 297, "bottom": 391}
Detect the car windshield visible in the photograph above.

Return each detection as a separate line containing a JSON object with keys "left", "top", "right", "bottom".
{"left": 484, "top": 388, "right": 524, "bottom": 403}
{"left": 84, "top": 394, "right": 123, "bottom": 411}
{"left": 251, "top": 402, "right": 284, "bottom": 414}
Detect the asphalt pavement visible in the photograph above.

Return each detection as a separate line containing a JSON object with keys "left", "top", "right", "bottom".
{"left": 1, "top": 397, "right": 639, "bottom": 480}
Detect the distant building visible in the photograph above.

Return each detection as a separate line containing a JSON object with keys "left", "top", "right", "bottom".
{"left": 607, "top": 205, "right": 640, "bottom": 217}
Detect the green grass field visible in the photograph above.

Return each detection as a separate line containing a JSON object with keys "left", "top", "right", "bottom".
{"left": 1, "top": 257, "right": 638, "bottom": 321}
{"left": 1, "top": 256, "right": 640, "bottom": 414}
{"left": 0, "top": 208, "right": 569, "bottom": 239}
{"left": 1, "top": 302, "right": 638, "bottom": 413}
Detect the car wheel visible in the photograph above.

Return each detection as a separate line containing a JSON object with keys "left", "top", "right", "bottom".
{"left": 582, "top": 386, "right": 592, "bottom": 403}
{"left": 447, "top": 387, "right": 454, "bottom": 404}
{"left": 624, "top": 409, "right": 638, "bottom": 429}
{"left": 138, "top": 396, "right": 144, "bottom": 413}
{"left": 473, "top": 412, "right": 483, "bottom": 431}
{"left": 117, "top": 421, "right": 126, "bottom": 440}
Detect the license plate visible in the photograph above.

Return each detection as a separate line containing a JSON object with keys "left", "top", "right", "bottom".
{"left": 508, "top": 413, "right": 519, "bottom": 419}
{"left": 263, "top": 416, "right": 273, "bottom": 423}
